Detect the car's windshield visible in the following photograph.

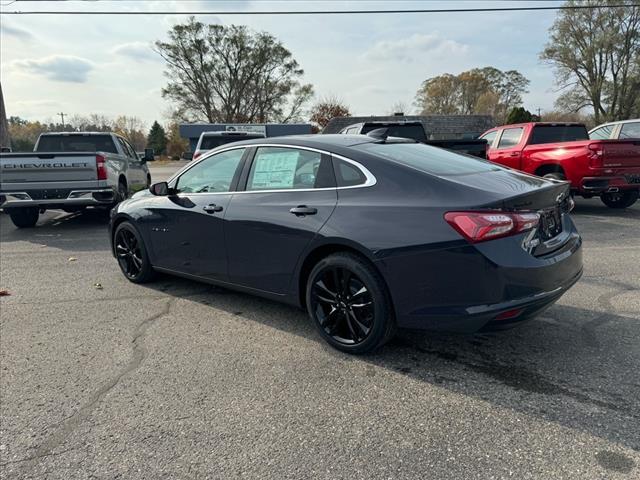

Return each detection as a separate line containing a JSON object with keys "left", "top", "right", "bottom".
{"left": 356, "top": 142, "right": 500, "bottom": 176}
{"left": 200, "top": 135, "right": 263, "bottom": 150}
{"left": 35, "top": 134, "right": 118, "bottom": 153}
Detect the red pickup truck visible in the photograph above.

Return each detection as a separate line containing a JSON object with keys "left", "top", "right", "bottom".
{"left": 480, "top": 122, "right": 640, "bottom": 208}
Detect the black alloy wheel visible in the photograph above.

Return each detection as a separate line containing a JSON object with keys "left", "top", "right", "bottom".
{"left": 307, "top": 253, "right": 395, "bottom": 354}
{"left": 114, "top": 222, "right": 155, "bottom": 283}
{"left": 600, "top": 190, "right": 639, "bottom": 209}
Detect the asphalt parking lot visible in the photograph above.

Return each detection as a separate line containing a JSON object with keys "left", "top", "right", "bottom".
{"left": 1, "top": 163, "right": 639, "bottom": 479}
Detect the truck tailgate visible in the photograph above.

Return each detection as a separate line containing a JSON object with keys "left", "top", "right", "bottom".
{"left": 598, "top": 140, "right": 640, "bottom": 168}
{"left": 0, "top": 153, "right": 98, "bottom": 184}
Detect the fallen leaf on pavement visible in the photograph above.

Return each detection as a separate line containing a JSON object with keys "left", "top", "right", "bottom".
{"left": 68, "top": 257, "right": 77, "bottom": 262}
{"left": 0, "top": 290, "right": 11, "bottom": 297}
{"left": 94, "top": 283, "right": 103, "bottom": 290}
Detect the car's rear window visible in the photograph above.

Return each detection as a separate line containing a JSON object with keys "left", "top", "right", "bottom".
{"left": 35, "top": 135, "right": 118, "bottom": 153}
{"left": 356, "top": 142, "right": 499, "bottom": 176}
{"left": 360, "top": 124, "right": 428, "bottom": 142}
{"left": 529, "top": 125, "right": 589, "bottom": 144}
{"left": 200, "top": 135, "right": 263, "bottom": 150}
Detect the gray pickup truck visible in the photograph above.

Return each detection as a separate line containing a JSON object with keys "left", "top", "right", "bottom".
{"left": 0, "top": 132, "right": 152, "bottom": 228}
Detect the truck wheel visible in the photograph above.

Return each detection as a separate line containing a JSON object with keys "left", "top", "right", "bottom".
{"left": 543, "top": 172, "right": 566, "bottom": 181}
{"left": 8, "top": 207, "right": 39, "bottom": 228}
{"left": 117, "top": 181, "right": 128, "bottom": 203}
{"left": 600, "top": 190, "right": 639, "bottom": 209}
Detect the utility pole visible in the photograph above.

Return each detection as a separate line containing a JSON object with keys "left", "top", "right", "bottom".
{"left": 58, "top": 112, "right": 66, "bottom": 128}
{"left": 536, "top": 107, "right": 542, "bottom": 120}
{"left": 0, "top": 82, "right": 10, "bottom": 149}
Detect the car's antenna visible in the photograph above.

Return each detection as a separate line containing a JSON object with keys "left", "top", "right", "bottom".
{"left": 366, "top": 128, "right": 389, "bottom": 142}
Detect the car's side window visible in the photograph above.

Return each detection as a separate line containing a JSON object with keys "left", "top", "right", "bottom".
{"left": 246, "top": 147, "right": 334, "bottom": 191}
{"left": 176, "top": 148, "right": 245, "bottom": 194}
{"left": 619, "top": 122, "right": 640, "bottom": 139}
{"left": 497, "top": 127, "right": 524, "bottom": 149}
{"left": 124, "top": 139, "right": 139, "bottom": 161}
{"left": 333, "top": 158, "right": 367, "bottom": 187}
{"left": 589, "top": 125, "right": 613, "bottom": 140}
{"left": 480, "top": 130, "right": 498, "bottom": 148}
{"left": 116, "top": 137, "right": 136, "bottom": 159}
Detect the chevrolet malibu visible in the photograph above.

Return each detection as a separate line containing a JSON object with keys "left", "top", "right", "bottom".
{"left": 110, "top": 134, "right": 583, "bottom": 354}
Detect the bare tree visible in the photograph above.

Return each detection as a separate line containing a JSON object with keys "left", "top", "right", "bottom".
{"left": 155, "top": 18, "right": 314, "bottom": 123}
{"left": 309, "top": 96, "right": 350, "bottom": 130}
{"left": 541, "top": 0, "right": 640, "bottom": 123}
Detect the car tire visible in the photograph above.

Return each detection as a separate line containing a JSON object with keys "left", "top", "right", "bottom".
{"left": 600, "top": 190, "right": 639, "bottom": 209}
{"left": 543, "top": 172, "right": 567, "bottom": 181}
{"left": 113, "top": 221, "right": 155, "bottom": 283}
{"left": 306, "top": 252, "right": 396, "bottom": 354}
{"left": 7, "top": 207, "right": 39, "bottom": 228}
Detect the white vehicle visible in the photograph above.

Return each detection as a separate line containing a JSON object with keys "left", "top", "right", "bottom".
{"left": 589, "top": 118, "right": 640, "bottom": 140}
{"left": 193, "top": 131, "right": 265, "bottom": 160}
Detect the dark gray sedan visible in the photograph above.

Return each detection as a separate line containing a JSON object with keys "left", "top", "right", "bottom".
{"left": 110, "top": 134, "right": 583, "bottom": 353}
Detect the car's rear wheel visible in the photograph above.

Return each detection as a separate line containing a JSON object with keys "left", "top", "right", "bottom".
{"left": 113, "top": 222, "right": 155, "bottom": 283}
{"left": 7, "top": 207, "right": 39, "bottom": 228}
{"left": 306, "top": 252, "right": 395, "bottom": 354}
{"left": 600, "top": 190, "right": 639, "bottom": 209}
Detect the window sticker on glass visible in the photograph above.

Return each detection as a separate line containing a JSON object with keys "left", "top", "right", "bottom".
{"left": 250, "top": 151, "right": 300, "bottom": 189}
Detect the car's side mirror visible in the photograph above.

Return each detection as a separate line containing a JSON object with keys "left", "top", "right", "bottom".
{"left": 149, "top": 181, "right": 171, "bottom": 196}
{"left": 143, "top": 148, "right": 155, "bottom": 163}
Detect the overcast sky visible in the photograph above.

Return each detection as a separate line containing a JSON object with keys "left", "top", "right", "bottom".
{"left": 0, "top": 0, "right": 563, "bottom": 126}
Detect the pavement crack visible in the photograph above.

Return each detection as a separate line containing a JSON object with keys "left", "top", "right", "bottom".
{"left": 6, "top": 299, "right": 173, "bottom": 474}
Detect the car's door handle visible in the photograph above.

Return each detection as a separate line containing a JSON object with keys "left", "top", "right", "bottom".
{"left": 203, "top": 204, "right": 223, "bottom": 214}
{"left": 289, "top": 205, "right": 318, "bottom": 216}
{"left": 509, "top": 152, "right": 520, "bottom": 157}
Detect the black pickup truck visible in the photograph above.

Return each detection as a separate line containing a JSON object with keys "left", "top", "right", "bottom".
{"left": 338, "top": 121, "right": 488, "bottom": 158}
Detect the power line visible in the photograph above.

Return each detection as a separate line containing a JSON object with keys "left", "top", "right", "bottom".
{"left": 2, "top": 3, "right": 639, "bottom": 15}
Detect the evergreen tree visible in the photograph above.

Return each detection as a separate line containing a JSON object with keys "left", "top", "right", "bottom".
{"left": 146, "top": 121, "right": 167, "bottom": 155}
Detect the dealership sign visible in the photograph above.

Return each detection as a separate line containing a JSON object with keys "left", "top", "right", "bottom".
{"left": 225, "top": 125, "right": 267, "bottom": 134}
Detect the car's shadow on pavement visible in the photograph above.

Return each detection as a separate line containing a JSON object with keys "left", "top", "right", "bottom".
{"left": 142, "top": 275, "right": 640, "bottom": 453}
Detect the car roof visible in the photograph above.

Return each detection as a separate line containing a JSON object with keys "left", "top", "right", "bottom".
{"left": 200, "top": 131, "right": 265, "bottom": 137}
{"left": 223, "top": 134, "right": 383, "bottom": 149}
{"left": 41, "top": 132, "right": 115, "bottom": 136}
{"left": 590, "top": 118, "right": 640, "bottom": 129}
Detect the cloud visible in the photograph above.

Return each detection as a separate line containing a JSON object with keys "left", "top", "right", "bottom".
{"left": 12, "top": 55, "right": 94, "bottom": 83}
{"left": 111, "top": 42, "right": 159, "bottom": 62}
{"left": 1, "top": 23, "right": 34, "bottom": 41}
{"left": 363, "top": 33, "right": 469, "bottom": 63}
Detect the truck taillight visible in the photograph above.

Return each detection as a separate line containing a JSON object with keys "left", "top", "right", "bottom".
{"left": 96, "top": 154, "right": 107, "bottom": 180}
{"left": 587, "top": 143, "right": 604, "bottom": 168}
{"left": 444, "top": 211, "right": 540, "bottom": 243}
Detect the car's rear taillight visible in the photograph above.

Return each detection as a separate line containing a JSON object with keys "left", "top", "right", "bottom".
{"left": 587, "top": 143, "right": 604, "bottom": 168}
{"left": 444, "top": 211, "right": 540, "bottom": 243}
{"left": 193, "top": 151, "right": 202, "bottom": 160}
{"left": 96, "top": 154, "right": 107, "bottom": 180}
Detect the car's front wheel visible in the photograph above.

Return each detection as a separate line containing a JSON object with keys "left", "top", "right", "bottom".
{"left": 306, "top": 252, "right": 396, "bottom": 354}
{"left": 113, "top": 221, "right": 155, "bottom": 283}
{"left": 7, "top": 207, "right": 39, "bottom": 228}
{"left": 600, "top": 190, "right": 639, "bottom": 209}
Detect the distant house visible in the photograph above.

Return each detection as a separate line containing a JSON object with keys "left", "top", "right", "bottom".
{"left": 179, "top": 123, "right": 313, "bottom": 152}
{"left": 323, "top": 115, "right": 495, "bottom": 139}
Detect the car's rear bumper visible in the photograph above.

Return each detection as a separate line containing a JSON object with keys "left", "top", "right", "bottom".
{"left": 0, "top": 187, "right": 117, "bottom": 208}
{"left": 378, "top": 217, "right": 583, "bottom": 333}
{"left": 578, "top": 174, "right": 640, "bottom": 194}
